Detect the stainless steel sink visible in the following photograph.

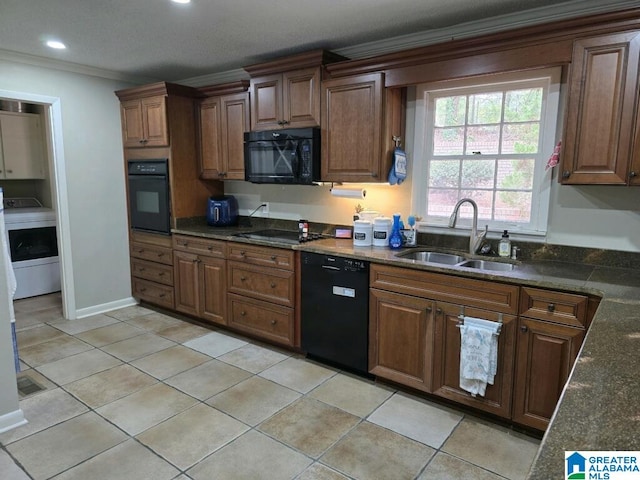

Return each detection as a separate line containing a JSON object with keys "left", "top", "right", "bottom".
{"left": 457, "top": 259, "right": 516, "bottom": 271}
{"left": 395, "top": 250, "right": 466, "bottom": 265}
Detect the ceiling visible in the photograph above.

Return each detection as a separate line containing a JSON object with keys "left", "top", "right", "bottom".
{"left": 0, "top": 0, "right": 637, "bottom": 84}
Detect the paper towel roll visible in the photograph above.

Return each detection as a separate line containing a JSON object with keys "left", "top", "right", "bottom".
{"left": 330, "top": 187, "right": 366, "bottom": 199}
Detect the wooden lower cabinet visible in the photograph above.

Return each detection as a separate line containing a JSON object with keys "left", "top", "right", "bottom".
{"left": 512, "top": 317, "right": 585, "bottom": 430}
{"left": 130, "top": 231, "right": 174, "bottom": 309}
{"left": 369, "top": 289, "right": 435, "bottom": 392}
{"left": 173, "top": 248, "right": 227, "bottom": 326}
{"left": 432, "top": 302, "right": 516, "bottom": 418}
{"left": 228, "top": 293, "right": 294, "bottom": 346}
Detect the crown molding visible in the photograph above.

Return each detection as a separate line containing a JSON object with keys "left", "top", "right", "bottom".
{"left": 332, "top": 0, "right": 640, "bottom": 61}
{"left": 0, "top": 49, "right": 158, "bottom": 85}
{"left": 178, "top": 68, "right": 249, "bottom": 87}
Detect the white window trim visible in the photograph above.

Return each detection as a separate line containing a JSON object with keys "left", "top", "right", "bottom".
{"left": 411, "top": 67, "right": 562, "bottom": 238}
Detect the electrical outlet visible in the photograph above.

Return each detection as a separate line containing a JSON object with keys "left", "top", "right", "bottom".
{"left": 262, "top": 202, "right": 269, "bottom": 216}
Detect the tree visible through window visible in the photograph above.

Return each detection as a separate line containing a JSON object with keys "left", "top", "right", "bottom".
{"left": 413, "top": 70, "right": 560, "bottom": 234}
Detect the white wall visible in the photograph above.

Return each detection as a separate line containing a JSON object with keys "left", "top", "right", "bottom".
{"left": 0, "top": 59, "right": 135, "bottom": 311}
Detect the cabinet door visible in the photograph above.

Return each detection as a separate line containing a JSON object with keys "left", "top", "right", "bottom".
{"left": 199, "top": 96, "right": 223, "bottom": 179}
{"left": 200, "top": 256, "right": 227, "bottom": 326}
{"left": 369, "top": 288, "right": 435, "bottom": 392}
{"left": 120, "top": 99, "right": 145, "bottom": 147}
{"left": 512, "top": 317, "right": 585, "bottom": 430}
{"left": 250, "top": 74, "right": 282, "bottom": 131}
{"left": 432, "top": 302, "right": 516, "bottom": 419}
{"left": 561, "top": 31, "right": 640, "bottom": 184}
{"left": 321, "top": 73, "right": 385, "bottom": 182}
{"left": 220, "top": 92, "right": 250, "bottom": 180}
{"left": 0, "top": 113, "right": 45, "bottom": 179}
{"left": 283, "top": 67, "right": 320, "bottom": 128}
{"left": 173, "top": 251, "right": 200, "bottom": 317}
{"left": 141, "top": 96, "right": 169, "bottom": 147}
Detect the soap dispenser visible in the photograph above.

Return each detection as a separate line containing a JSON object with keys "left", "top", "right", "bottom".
{"left": 498, "top": 230, "right": 511, "bottom": 257}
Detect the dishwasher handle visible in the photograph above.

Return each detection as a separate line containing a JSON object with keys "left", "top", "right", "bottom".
{"left": 321, "top": 265, "right": 341, "bottom": 271}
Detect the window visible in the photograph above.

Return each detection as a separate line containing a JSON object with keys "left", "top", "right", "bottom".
{"left": 412, "top": 68, "right": 561, "bottom": 235}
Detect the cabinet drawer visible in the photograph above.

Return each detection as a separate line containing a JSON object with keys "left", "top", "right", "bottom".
{"left": 370, "top": 264, "right": 519, "bottom": 314}
{"left": 520, "top": 287, "right": 588, "bottom": 327}
{"left": 227, "top": 242, "right": 294, "bottom": 270}
{"left": 132, "top": 277, "right": 174, "bottom": 309}
{"left": 227, "top": 261, "right": 294, "bottom": 307}
{"left": 227, "top": 293, "right": 294, "bottom": 346}
{"left": 173, "top": 234, "right": 226, "bottom": 258}
{"left": 131, "top": 258, "right": 174, "bottom": 286}
{"left": 130, "top": 242, "right": 173, "bottom": 265}
{"left": 130, "top": 230, "right": 172, "bottom": 248}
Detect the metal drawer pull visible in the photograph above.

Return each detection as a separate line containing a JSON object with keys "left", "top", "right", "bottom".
{"left": 271, "top": 255, "right": 276, "bottom": 260}
{"left": 547, "top": 303, "right": 555, "bottom": 313}
{"left": 520, "top": 325, "right": 528, "bottom": 333}
{"left": 240, "top": 276, "right": 246, "bottom": 281}
{"left": 140, "top": 287, "right": 147, "bottom": 292}
{"left": 271, "top": 320, "right": 277, "bottom": 325}
{"left": 240, "top": 311, "right": 246, "bottom": 316}
{"left": 270, "top": 282, "right": 276, "bottom": 288}
{"left": 207, "top": 245, "right": 213, "bottom": 250}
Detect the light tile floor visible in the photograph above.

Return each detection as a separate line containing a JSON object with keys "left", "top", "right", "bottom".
{"left": 1, "top": 293, "right": 541, "bottom": 480}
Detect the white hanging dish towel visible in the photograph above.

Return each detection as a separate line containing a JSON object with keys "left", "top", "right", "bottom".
{"left": 459, "top": 316, "right": 500, "bottom": 397}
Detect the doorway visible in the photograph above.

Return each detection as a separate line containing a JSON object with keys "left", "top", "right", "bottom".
{"left": 0, "top": 89, "right": 75, "bottom": 319}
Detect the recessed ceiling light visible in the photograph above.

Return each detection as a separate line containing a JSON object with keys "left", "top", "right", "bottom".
{"left": 171, "top": 0, "right": 191, "bottom": 4}
{"left": 46, "top": 40, "right": 66, "bottom": 50}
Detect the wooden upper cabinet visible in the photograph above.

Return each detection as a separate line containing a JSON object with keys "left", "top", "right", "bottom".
{"left": 198, "top": 83, "right": 250, "bottom": 180}
{"left": 321, "top": 73, "right": 404, "bottom": 182}
{"left": 561, "top": 30, "right": 640, "bottom": 185}
{"left": 244, "top": 49, "right": 347, "bottom": 131}
{"left": 250, "top": 67, "right": 320, "bottom": 130}
{"left": 120, "top": 96, "right": 169, "bottom": 148}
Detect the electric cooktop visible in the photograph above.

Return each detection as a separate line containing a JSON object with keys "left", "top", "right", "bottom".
{"left": 233, "top": 229, "right": 327, "bottom": 244}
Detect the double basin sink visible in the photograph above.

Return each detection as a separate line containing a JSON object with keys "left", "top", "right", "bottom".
{"left": 395, "top": 250, "right": 516, "bottom": 272}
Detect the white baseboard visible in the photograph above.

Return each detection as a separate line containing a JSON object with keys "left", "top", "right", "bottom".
{"left": 75, "top": 296, "right": 138, "bottom": 319}
{"left": 0, "top": 409, "right": 27, "bottom": 434}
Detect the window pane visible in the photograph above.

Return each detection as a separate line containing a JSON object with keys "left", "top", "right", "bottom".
{"left": 465, "top": 126, "right": 500, "bottom": 155}
{"left": 429, "top": 160, "right": 460, "bottom": 187}
{"left": 468, "top": 93, "right": 502, "bottom": 124}
{"left": 497, "top": 159, "right": 535, "bottom": 189}
{"left": 501, "top": 123, "right": 539, "bottom": 153}
{"left": 460, "top": 190, "right": 494, "bottom": 220}
{"left": 435, "top": 96, "right": 466, "bottom": 127}
{"left": 461, "top": 159, "right": 495, "bottom": 188}
{"left": 427, "top": 189, "right": 460, "bottom": 216}
{"left": 504, "top": 88, "right": 542, "bottom": 122}
{"left": 433, "top": 127, "right": 464, "bottom": 155}
{"left": 495, "top": 191, "right": 532, "bottom": 222}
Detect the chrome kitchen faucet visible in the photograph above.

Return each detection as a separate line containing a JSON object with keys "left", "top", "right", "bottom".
{"left": 448, "top": 198, "right": 488, "bottom": 254}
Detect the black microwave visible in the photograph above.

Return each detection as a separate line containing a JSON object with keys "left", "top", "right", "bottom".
{"left": 244, "top": 127, "right": 320, "bottom": 184}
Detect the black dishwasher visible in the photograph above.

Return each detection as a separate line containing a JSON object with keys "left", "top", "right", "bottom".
{"left": 301, "top": 252, "right": 370, "bottom": 374}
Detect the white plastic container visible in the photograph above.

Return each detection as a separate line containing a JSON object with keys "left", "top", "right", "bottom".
{"left": 353, "top": 220, "right": 373, "bottom": 246}
{"left": 372, "top": 217, "right": 392, "bottom": 247}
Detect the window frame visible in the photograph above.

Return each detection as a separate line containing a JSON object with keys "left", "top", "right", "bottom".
{"left": 411, "top": 67, "right": 562, "bottom": 237}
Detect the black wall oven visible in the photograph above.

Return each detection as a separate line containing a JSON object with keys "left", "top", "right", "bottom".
{"left": 127, "top": 159, "right": 170, "bottom": 234}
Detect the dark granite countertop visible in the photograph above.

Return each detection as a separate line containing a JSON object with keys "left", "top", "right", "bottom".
{"left": 172, "top": 221, "right": 640, "bottom": 478}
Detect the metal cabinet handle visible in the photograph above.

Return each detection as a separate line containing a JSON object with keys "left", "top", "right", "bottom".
{"left": 240, "top": 276, "right": 246, "bottom": 281}
{"left": 562, "top": 171, "right": 571, "bottom": 179}
{"left": 520, "top": 325, "right": 529, "bottom": 333}
{"left": 630, "top": 171, "right": 637, "bottom": 178}
{"left": 140, "top": 287, "right": 147, "bottom": 292}
{"left": 139, "top": 267, "right": 146, "bottom": 272}
{"left": 271, "top": 320, "right": 277, "bottom": 325}
{"left": 240, "top": 251, "right": 246, "bottom": 256}
{"left": 547, "top": 303, "right": 555, "bottom": 313}
{"left": 158, "top": 272, "right": 165, "bottom": 276}
{"left": 270, "top": 282, "right": 276, "bottom": 288}
{"left": 436, "top": 308, "right": 443, "bottom": 315}
{"left": 270, "top": 255, "right": 276, "bottom": 261}
{"left": 6, "top": 169, "right": 12, "bottom": 174}
{"left": 426, "top": 306, "right": 432, "bottom": 313}
{"left": 240, "top": 311, "right": 246, "bottom": 316}
{"left": 159, "top": 293, "right": 165, "bottom": 298}
{"left": 207, "top": 245, "right": 213, "bottom": 251}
